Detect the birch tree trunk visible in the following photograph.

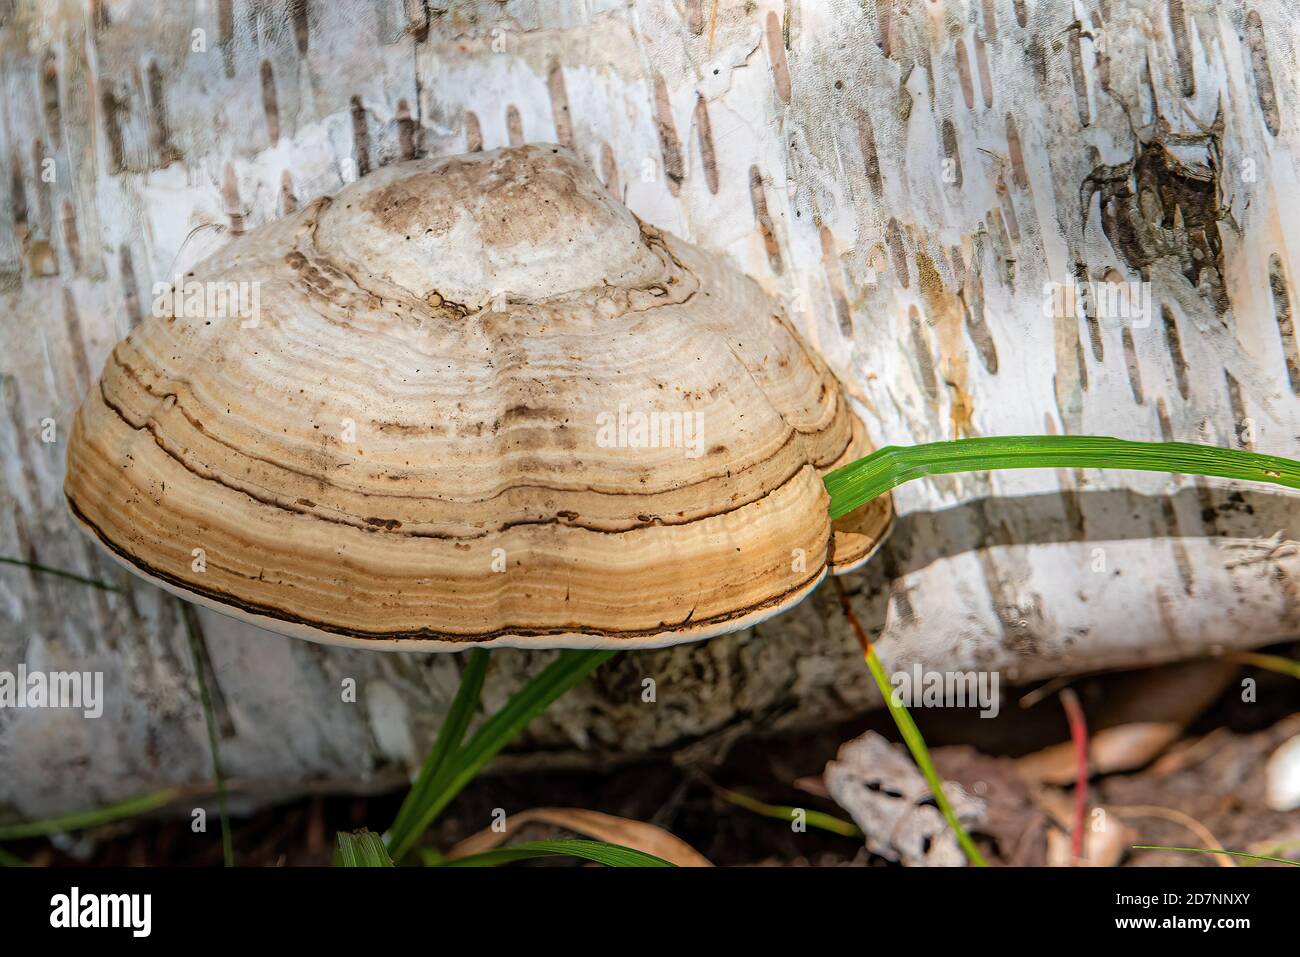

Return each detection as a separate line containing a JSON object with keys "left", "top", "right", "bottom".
{"left": 2, "top": 0, "right": 1298, "bottom": 815}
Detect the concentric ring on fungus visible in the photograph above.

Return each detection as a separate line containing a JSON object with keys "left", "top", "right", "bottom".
{"left": 64, "top": 144, "right": 892, "bottom": 650}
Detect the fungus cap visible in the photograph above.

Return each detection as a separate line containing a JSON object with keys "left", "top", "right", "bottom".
{"left": 65, "top": 145, "right": 891, "bottom": 650}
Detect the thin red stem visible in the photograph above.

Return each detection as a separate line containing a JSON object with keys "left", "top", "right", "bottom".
{"left": 1059, "top": 688, "right": 1089, "bottom": 863}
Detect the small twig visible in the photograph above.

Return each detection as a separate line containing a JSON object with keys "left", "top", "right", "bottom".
{"left": 1018, "top": 675, "right": 1070, "bottom": 709}
{"left": 1058, "top": 688, "right": 1089, "bottom": 863}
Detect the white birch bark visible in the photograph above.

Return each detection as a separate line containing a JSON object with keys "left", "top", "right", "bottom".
{"left": 1, "top": 0, "right": 1298, "bottom": 814}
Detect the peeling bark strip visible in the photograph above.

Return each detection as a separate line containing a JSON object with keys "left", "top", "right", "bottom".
{"left": 3, "top": 375, "right": 44, "bottom": 511}
{"left": 818, "top": 222, "right": 852, "bottom": 335}
{"left": 981, "top": 0, "right": 997, "bottom": 42}
{"left": 956, "top": 248, "right": 998, "bottom": 375}
{"left": 941, "top": 119, "right": 962, "bottom": 188}
{"left": 1005, "top": 113, "right": 1028, "bottom": 189}
{"left": 694, "top": 95, "right": 718, "bottom": 195}
{"left": 974, "top": 35, "right": 993, "bottom": 107}
{"left": 955, "top": 36, "right": 974, "bottom": 110}
{"left": 908, "top": 305, "right": 938, "bottom": 401}
{"left": 60, "top": 288, "right": 93, "bottom": 392}
{"left": 218, "top": 0, "right": 235, "bottom": 77}
{"left": 1121, "top": 327, "right": 1144, "bottom": 405}
{"left": 748, "top": 165, "right": 782, "bottom": 274}
{"left": 876, "top": 0, "right": 893, "bottom": 58}
{"left": 396, "top": 99, "right": 415, "bottom": 160}
{"left": 114, "top": 247, "right": 139, "bottom": 329}
{"left": 61, "top": 199, "right": 80, "bottom": 271}
{"left": 465, "top": 111, "right": 482, "bottom": 152}
{"left": 886, "top": 217, "right": 909, "bottom": 288}
{"left": 216, "top": 166, "right": 242, "bottom": 238}
{"left": 1076, "top": 262, "right": 1104, "bottom": 362}
{"left": 855, "top": 108, "right": 884, "bottom": 197}
{"left": 350, "top": 95, "right": 371, "bottom": 176}
{"left": 146, "top": 61, "right": 180, "bottom": 168}
{"left": 279, "top": 171, "right": 298, "bottom": 215}
{"left": 1068, "top": 24, "right": 1091, "bottom": 126}
{"left": 100, "top": 85, "right": 126, "bottom": 174}
{"left": 261, "top": 60, "right": 279, "bottom": 145}
{"left": 1224, "top": 370, "right": 1250, "bottom": 448}
{"left": 1270, "top": 254, "right": 1299, "bottom": 394}
{"left": 40, "top": 50, "right": 60, "bottom": 147}
{"left": 652, "top": 74, "right": 683, "bottom": 194}
{"left": 31, "top": 139, "right": 51, "bottom": 233}
{"left": 1167, "top": 0, "right": 1196, "bottom": 98}
{"left": 1245, "top": 9, "right": 1281, "bottom": 136}
{"left": 997, "top": 178, "right": 1020, "bottom": 244}
{"left": 1161, "top": 305, "right": 1190, "bottom": 400}
{"left": 765, "top": 11, "right": 791, "bottom": 103}
{"left": 505, "top": 104, "right": 524, "bottom": 147}
{"left": 546, "top": 61, "right": 573, "bottom": 149}
{"left": 292, "top": 0, "right": 310, "bottom": 54}
{"left": 685, "top": 0, "right": 704, "bottom": 36}
{"left": 600, "top": 142, "right": 619, "bottom": 198}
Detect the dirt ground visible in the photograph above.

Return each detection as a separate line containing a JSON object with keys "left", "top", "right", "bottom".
{"left": 11, "top": 641, "right": 1299, "bottom": 868}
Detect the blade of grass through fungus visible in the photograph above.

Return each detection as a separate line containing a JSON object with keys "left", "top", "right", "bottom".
{"left": 335, "top": 829, "right": 394, "bottom": 866}
{"left": 437, "top": 839, "right": 673, "bottom": 868}
{"left": 825, "top": 435, "right": 1300, "bottom": 868}
{"left": 385, "top": 649, "right": 615, "bottom": 863}
{"left": 824, "top": 436, "right": 1300, "bottom": 520}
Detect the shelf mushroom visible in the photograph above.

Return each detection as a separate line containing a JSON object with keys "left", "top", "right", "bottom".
{"left": 65, "top": 145, "right": 892, "bottom": 650}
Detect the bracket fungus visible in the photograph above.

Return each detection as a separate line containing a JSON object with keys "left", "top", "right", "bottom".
{"left": 65, "top": 145, "right": 891, "bottom": 650}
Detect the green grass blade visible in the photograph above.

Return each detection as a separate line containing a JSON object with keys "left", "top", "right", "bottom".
{"left": 181, "top": 601, "right": 233, "bottom": 867}
{"left": 0, "top": 556, "right": 120, "bottom": 591}
{"left": 714, "top": 786, "right": 864, "bottom": 838}
{"left": 1229, "top": 651, "right": 1300, "bottom": 680}
{"left": 387, "top": 649, "right": 614, "bottom": 862}
{"left": 825, "top": 436, "right": 1300, "bottom": 519}
{"left": 387, "top": 648, "right": 490, "bottom": 856}
{"left": 441, "top": 839, "right": 673, "bottom": 868}
{"left": 0, "top": 788, "right": 182, "bottom": 840}
{"left": 1133, "top": 845, "right": 1300, "bottom": 866}
{"left": 865, "top": 645, "right": 989, "bottom": 867}
{"left": 0, "top": 847, "right": 29, "bottom": 867}
{"left": 335, "top": 829, "right": 395, "bottom": 867}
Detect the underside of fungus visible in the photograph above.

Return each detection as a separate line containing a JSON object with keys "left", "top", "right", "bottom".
{"left": 65, "top": 145, "right": 892, "bottom": 650}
